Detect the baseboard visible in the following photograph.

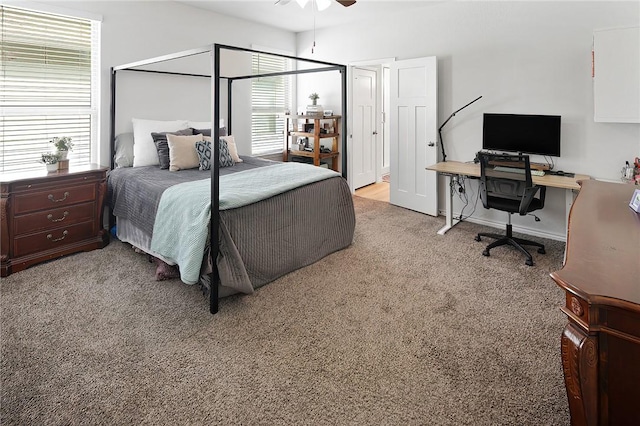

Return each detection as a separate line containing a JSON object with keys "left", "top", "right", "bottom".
{"left": 442, "top": 210, "right": 566, "bottom": 242}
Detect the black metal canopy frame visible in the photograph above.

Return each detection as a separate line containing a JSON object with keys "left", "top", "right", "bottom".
{"left": 109, "top": 43, "right": 348, "bottom": 314}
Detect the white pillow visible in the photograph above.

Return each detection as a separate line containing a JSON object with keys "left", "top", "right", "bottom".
{"left": 188, "top": 121, "right": 211, "bottom": 129}
{"left": 132, "top": 118, "right": 188, "bottom": 167}
{"left": 114, "top": 133, "right": 134, "bottom": 168}
{"left": 220, "top": 135, "right": 243, "bottom": 163}
{"left": 167, "top": 133, "right": 203, "bottom": 171}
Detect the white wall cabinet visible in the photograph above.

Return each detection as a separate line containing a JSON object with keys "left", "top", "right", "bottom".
{"left": 593, "top": 26, "right": 640, "bottom": 123}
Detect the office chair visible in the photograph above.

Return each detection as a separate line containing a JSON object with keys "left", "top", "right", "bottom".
{"left": 474, "top": 152, "right": 546, "bottom": 266}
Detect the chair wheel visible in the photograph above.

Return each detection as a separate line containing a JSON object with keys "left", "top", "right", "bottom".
{"left": 475, "top": 235, "right": 482, "bottom": 242}
{"left": 482, "top": 249, "right": 490, "bottom": 257}
{"left": 538, "top": 248, "right": 546, "bottom": 254}
{"left": 525, "top": 259, "right": 533, "bottom": 266}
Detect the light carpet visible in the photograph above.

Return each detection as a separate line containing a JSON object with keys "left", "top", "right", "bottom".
{"left": 0, "top": 196, "right": 569, "bottom": 425}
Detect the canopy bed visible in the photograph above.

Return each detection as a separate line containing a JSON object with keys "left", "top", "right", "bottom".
{"left": 109, "top": 44, "right": 353, "bottom": 314}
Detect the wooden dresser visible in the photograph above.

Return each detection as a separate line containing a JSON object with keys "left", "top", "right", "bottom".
{"left": 1, "top": 164, "right": 109, "bottom": 277}
{"left": 550, "top": 180, "right": 640, "bottom": 425}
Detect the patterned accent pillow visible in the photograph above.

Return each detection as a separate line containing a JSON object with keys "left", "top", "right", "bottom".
{"left": 195, "top": 140, "right": 212, "bottom": 171}
{"left": 151, "top": 128, "right": 193, "bottom": 169}
{"left": 195, "top": 139, "right": 234, "bottom": 171}
{"left": 219, "top": 139, "right": 234, "bottom": 167}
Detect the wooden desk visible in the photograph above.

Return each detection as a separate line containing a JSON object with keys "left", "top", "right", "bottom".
{"left": 426, "top": 161, "right": 591, "bottom": 235}
{"left": 550, "top": 180, "right": 640, "bottom": 425}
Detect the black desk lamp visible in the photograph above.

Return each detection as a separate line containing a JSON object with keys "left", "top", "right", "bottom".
{"left": 438, "top": 95, "right": 483, "bottom": 162}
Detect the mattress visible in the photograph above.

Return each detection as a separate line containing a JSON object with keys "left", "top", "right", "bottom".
{"left": 107, "top": 156, "right": 355, "bottom": 296}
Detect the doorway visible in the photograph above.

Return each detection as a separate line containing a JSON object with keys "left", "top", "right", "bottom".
{"left": 350, "top": 61, "right": 391, "bottom": 191}
{"left": 355, "top": 181, "right": 390, "bottom": 202}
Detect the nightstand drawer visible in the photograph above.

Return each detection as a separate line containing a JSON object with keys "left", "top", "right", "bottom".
{"left": 13, "top": 183, "right": 96, "bottom": 214}
{"left": 14, "top": 202, "right": 95, "bottom": 235}
{"left": 13, "top": 221, "right": 95, "bottom": 257}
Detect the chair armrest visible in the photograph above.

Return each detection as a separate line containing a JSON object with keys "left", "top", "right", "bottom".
{"left": 519, "top": 185, "right": 545, "bottom": 215}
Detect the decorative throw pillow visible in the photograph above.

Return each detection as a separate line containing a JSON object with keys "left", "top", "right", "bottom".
{"left": 132, "top": 118, "right": 188, "bottom": 167}
{"left": 191, "top": 127, "right": 227, "bottom": 137}
{"left": 220, "top": 135, "right": 243, "bottom": 163}
{"left": 167, "top": 133, "right": 203, "bottom": 171}
{"left": 151, "top": 128, "right": 194, "bottom": 169}
{"left": 196, "top": 138, "right": 234, "bottom": 170}
{"left": 202, "top": 136, "right": 235, "bottom": 168}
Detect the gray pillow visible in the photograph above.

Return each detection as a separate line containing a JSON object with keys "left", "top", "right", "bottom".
{"left": 191, "top": 127, "right": 227, "bottom": 137}
{"left": 151, "top": 128, "right": 194, "bottom": 169}
{"left": 114, "top": 133, "right": 134, "bottom": 168}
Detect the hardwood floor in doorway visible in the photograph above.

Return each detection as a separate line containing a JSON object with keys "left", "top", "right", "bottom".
{"left": 355, "top": 182, "right": 389, "bottom": 203}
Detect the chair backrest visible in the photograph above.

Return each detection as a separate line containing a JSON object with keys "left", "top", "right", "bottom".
{"left": 477, "top": 152, "right": 545, "bottom": 215}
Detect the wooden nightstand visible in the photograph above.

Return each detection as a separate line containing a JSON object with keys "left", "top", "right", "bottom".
{"left": 1, "top": 164, "right": 109, "bottom": 277}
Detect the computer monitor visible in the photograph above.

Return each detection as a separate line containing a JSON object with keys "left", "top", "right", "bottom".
{"left": 482, "top": 113, "right": 561, "bottom": 157}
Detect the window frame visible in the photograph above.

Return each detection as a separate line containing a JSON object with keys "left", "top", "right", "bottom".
{"left": 250, "top": 45, "right": 295, "bottom": 156}
{"left": 0, "top": 3, "right": 101, "bottom": 173}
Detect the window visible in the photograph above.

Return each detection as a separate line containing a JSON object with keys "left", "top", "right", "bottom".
{"left": 0, "top": 5, "right": 100, "bottom": 173}
{"left": 251, "top": 51, "right": 292, "bottom": 155}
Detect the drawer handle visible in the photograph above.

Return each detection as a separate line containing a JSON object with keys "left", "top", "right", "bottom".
{"left": 47, "top": 230, "right": 68, "bottom": 242}
{"left": 47, "top": 211, "right": 69, "bottom": 222}
{"left": 48, "top": 192, "right": 70, "bottom": 203}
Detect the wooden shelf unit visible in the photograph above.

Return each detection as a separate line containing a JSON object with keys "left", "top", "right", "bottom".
{"left": 282, "top": 115, "right": 341, "bottom": 171}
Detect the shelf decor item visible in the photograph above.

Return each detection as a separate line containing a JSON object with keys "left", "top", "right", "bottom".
{"left": 40, "top": 152, "right": 61, "bottom": 172}
{"left": 50, "top": 136, "right": 74, "bottom": 160}
{"left": 306, "top": 92, "right": 323, "bottom": 116}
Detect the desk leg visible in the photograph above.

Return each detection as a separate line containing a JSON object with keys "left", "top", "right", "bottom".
{"left": 436, "top": 175, "right": 460, "bottom": 235}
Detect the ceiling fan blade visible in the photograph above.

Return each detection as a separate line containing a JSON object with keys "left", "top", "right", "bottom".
{"left": 337, "top": 0, "right": 356, "bottom": 6}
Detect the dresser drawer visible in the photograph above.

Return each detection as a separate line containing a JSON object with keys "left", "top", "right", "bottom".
{"left": 13, "top": 221, "right": 95, "bottom": 257}
{"left": 13, "top": 183, "right": 96, "bottom": 214}
{"left": 14, "top": 201, "right": 95, "bottom": 236}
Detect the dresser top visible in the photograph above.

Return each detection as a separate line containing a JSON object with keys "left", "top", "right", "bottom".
{"left": 551, "top": 179, "right": 640, "bottom": 308}
{"left": 0, "top": 164, "right": 107, "bottom": 184}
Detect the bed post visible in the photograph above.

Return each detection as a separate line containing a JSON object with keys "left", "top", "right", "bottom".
{"left": 341, "top": 66, "right": 348, "bottom": 179}
{"left": 227, "top": 80, "right": 233, "bottom": 135}
{"left": 109, "top": 67, "right": 117, "bottom": 232}
{"left": 209, "top": 45, "right": 221, "bottom": 314}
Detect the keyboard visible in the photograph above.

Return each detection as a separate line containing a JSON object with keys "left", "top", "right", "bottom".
{"left": 493, "top": 166, "right": 545, "bottom": 176}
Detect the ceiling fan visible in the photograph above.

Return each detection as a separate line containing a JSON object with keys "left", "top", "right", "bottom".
{"left": 275, "top": 0, "right": 357, "bottom": 11}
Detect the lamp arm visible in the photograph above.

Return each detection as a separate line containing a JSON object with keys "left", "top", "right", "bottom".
{"left": 437, "top": 95, "right": 483, "bottom": 162}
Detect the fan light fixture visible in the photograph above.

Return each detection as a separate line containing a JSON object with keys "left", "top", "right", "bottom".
{"left": 295, "top": 0, "right": 331, "bottom": 11}
{"left": 315, "top": 0, "right": 331, "bottom": 11}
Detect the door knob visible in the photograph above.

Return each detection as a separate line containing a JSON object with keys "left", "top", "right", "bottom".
{"left": 428, "top": 141, "right": 435, "bottom": 147}
{"left": 373, "top": 131, "right": 378, "bottom": 135}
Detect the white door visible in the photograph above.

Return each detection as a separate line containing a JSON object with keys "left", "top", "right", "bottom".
{"left": 352, "top": 67, "right": 377, "bottom": 189}
{"left": 389, "top": 57, "right": 438, "bottom": 216}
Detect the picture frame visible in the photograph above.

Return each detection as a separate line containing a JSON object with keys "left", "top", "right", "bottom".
{"left": 629, "top": 188, "right": 640, "bottom": 213}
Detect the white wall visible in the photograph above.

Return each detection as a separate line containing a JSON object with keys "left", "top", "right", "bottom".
{"left": 37, "top": 0, "right": 296, "bottom": 165}
{"left": 297, "top": 1, "right": 640, "bottom": 239}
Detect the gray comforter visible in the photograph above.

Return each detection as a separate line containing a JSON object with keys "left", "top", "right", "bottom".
{"left": 107, "top": 157, "right": 355, "bottom": 294}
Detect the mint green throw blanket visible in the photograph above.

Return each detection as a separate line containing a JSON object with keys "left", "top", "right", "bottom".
{"left": 150, "top": 163, "right": 340, "bottom": 285}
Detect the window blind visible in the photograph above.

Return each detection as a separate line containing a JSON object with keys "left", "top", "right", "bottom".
{"left": 0, "top": 5, "right": 98, "bottom": 173}
{"left": 251, "top": 53, "right": 292, "bottom": 155}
